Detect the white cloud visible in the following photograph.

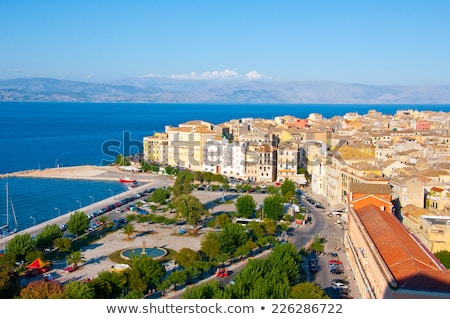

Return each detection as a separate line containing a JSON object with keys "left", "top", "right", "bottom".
{"left": 246, "top": 70, "right": 271, "bottom": 80}
{"left": 167, "top": 69, "right": 272, "bottom": 81}
{"left": 170, "top": 69, "right": 240, "bottom": 80}
{"left": 139, "top": 73, "right": 161, "bottom": 78}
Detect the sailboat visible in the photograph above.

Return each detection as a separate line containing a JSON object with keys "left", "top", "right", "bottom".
{"left": 0, "top": 182, "right": 18, "bottom": 237}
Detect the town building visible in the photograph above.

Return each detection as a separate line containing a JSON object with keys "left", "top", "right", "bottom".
{"left": 345, "top": 184, "right": 450, "bottom": 298}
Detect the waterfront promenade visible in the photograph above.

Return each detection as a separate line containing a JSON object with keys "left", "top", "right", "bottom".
{"left": 0, "top": 164, "right": 269, "bottom": 288}
{"left": 0, "top": 165, "right": 173, "bottom": 249}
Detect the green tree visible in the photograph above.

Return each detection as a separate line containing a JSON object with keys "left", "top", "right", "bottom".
{"left": 66, "top": 211, "right": 89, "bottom": 236}
{"left": 267, "top": 185, "right": 279, "bottom": 195}
{"left": 116, "top": 154, "right": 130, "bottom": 166}
{"left": 151, "top": 188, "right": 169, "bottom": 205}
{"left": 280, "top": 179, "right": 296, "bottom": 196}
{"left": 172, "top": 194, "right": 206, "bottom": 228}
{"left": 281, "top": 179, "right": 296, "bottom": 202}
{"left": 194, "top": 171, "right": 204, "bottom": 183}
{"left": 263, "top": 195, "right": 284, "bottom": 221}
{"left": 19, "top": 280, "right": 65, "bottom": 299}
{"left": 289, "top": 282, "right": 329, "bottom": 299}
{"left": 53, "top": 237, "right": 72, "bottom": 257}
{"left": 235, "top": 194, "right": 257, "bottom": 218}
{"left": 200, "top": 232, "right": 222, "bottom": 261}
{"left": 173, "top": 170, "right": 194, "bottom": 196}
{"left": 127, "top": 255, "right": 166, "bottom": 293}
{"left": 0, "top": 267, "right": 21, "bottom": 298}
{"left": 215, "top": 213, "right": 231, "bottom": 228}
{"left": 5, "top": 233, "right": 35, "bottom": 261}
{"left": 162, "top": 269, "right": 188, "bottom": 291}
{"left": 124, "top": 290, "right": 145, "bottom": 299}
{"left": 88, "top": 277, "right": 114, "bottom": 298}
{"left": 266, "top": 242, "right": 300, "bottom": 285}
{"left": 122, "top": 224, "right": 135, "bottom": 240}
{"left": 35, "top": 224, "right": 63, "bottom": 251}
{"left": 220, "top": 223, "right": 248, "bottom": 256}
{"left": 435, "top": 250, "right": 450, "bottom": 268}
{"left": 87, "top": 277, "right": 113, "bottom": 299}
{"left": 65, "top": 281, "right": 96, "bottom": 299}
{"left": 0, "top": 252, "right": 16, "bottom": 268}
{"left": 183, "top": 280, "right": 227, "bottom": 299}
{"left": 97, "top": 271, "right": 127, "bottom": 297}
{"left": 203, "top": 172, "right": 213, "bottom": 184}
{"left": 165, "top": 166, "right": 178, "bottom": 176}
{"left": 67, "top": 250, "right": 86, "bottom": 270}
{"left": 174, "top": 248, "right": 201, "bottom": 269}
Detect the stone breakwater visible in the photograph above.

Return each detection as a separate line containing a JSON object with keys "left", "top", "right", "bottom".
{"left": 0, "top": 165, "right": 155, "bottom": 182}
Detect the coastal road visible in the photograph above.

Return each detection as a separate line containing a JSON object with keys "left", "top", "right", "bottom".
{"left": 0, "top": 168, "right": 175, "bottom": 250}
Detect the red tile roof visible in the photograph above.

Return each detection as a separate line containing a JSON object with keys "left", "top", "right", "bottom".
{"left": 355, "top": 205, "right": 450, "bottom": 294}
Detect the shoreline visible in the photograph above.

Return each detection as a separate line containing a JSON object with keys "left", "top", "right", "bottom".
{"left": 0, "top": 164, "right": 176, "bottom": 248}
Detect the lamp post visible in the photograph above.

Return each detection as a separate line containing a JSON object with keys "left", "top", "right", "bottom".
{"left": 76, "top": 200, "right": 81, "bottom": 209}
{"left": 30, "top": 216, "right": 36, "bottom": 237}
{"left": 55, "top": 207, "right": 60, "bottom": 217}
{"left": 89, "top": 195, "right": 94, "bottom": 204}
{"left": 108, "top": 189, "right": 113, "bottom": 196}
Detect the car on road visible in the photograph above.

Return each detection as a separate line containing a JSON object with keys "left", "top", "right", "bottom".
{"left": 328, "top": 259, "right": 343, "bottom": 265}
{"left": 216, "top": 267, "right": 229, "bottom": 278}
{"left": 332, "top": 282, "right": 349, "bottom": 289}
{"left": 331, "top": 278, "right": 350, "bottom": 286}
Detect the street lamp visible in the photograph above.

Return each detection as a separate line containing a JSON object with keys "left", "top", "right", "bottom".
{"left": 55, "top": 207, "right": 60, "bottom": 217}
{"left": 89, "top": 195, "right": 94, "bottom": 204}
{"left": 76, "top": 199, "right": 81, "bottom": 209}
{"left": 107, "top": 189, "right": 113, "bottom": 197}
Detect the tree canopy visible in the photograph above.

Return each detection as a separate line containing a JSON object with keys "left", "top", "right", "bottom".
{"left": 173, "top": 170, "right": 194, "bottom": 197}
{"left": 263, "top": 195, "right": 284, "bottom": 221}
{"left": 5, "top": 233, "right": 35, "bottom": 261}
{"left": 172, "top": 194, "right": 206, "bottom": 227}
{"left": 66, "top": 211, "right": 89, "bottom": 236}
{"left": 235, "top": 194, "right": 257, "bottom": 218}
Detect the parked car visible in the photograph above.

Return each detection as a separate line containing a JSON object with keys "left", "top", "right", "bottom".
{"left": 328, "top": 259, "right": 342, "bottom": 265}
{"left": 332, "top": 282, "right": 349, "bottom": 290}
{"left": 331, "top": 278, "right": 350, "bottom": 286}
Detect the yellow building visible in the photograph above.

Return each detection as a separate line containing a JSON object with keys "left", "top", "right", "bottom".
{"left": 143, "top": 133, "right": 168, "bottom": 164}
{"left": 166, "top": 121, "right": 217, "bottom": 171}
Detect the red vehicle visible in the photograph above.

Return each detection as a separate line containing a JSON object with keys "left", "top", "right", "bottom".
{"left": 216, "top": 267, "right": 229, "bottom": 278}
{"left": 63, "top": 266, "right": 77, "bottom": 273}
{"left": 328, "top": 259, "right": 343, "bottom": 265}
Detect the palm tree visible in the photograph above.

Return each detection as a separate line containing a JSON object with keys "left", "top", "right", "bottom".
{"left": 66, "top": 250, "right": 86, "bottom": 270}
{"left": 122, "top": 224, "right": 135, "bottom": 240}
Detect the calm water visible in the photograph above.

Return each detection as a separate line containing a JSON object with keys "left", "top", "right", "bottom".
{"left": 1, "top": 102, "right": 449, "bottom": 232}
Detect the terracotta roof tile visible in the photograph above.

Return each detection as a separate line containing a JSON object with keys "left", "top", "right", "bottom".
{"left": 355, "top": 205, "right": 450, "bottom": 293}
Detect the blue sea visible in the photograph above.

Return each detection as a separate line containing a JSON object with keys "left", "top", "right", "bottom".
{"left": 1, "top": 102, "right": 449, "bottom": 232}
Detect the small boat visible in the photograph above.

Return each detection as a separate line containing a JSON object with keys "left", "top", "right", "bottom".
{"left": 120, "top": 176, "right": 136, "bottom": 183}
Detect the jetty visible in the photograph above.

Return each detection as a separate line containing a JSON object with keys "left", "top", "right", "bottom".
{"left": 0, "top": 165, "right": 155, "bottom": 182}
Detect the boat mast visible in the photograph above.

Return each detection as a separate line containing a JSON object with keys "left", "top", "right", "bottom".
{"left": 6, "top": 182, "right": 8, "bottom": 228}
{"left": 0, "top": 182, "right": 8, "bottom": 231}
{"left": 10, "top": 199, "right": 18, "bottom": 230}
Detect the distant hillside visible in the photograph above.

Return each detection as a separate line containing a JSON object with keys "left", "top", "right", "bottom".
{"left": 1, "top": 77, "right": 450, "bottom": 104}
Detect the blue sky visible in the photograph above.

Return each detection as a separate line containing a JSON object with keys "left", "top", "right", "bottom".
{"left": 1, "top": 0, "right": 449, "bottom": 85}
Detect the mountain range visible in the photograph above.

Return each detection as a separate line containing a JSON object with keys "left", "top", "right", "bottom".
{"left": 1, "top": 77, "right": 450, "bottom": 104}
